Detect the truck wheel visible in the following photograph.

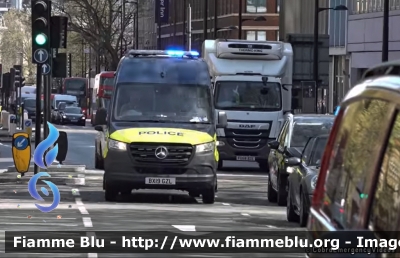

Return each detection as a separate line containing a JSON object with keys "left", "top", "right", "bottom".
{"left": 104, "top": 179, "right": 118, "bottom": 202}
{"left": 202, "top": 188, "right": 215, "bottom": 204}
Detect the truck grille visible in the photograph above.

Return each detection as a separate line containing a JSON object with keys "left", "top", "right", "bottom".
{"left": 225, "top": 128, "right": 271, "bottom": 150}
{"left": 130, "top": 143, "right": 193, "bottom": 164}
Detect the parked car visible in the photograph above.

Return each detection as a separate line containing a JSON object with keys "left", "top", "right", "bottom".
{"left": 286, "top": 134, "right": 328, "bottom": 227}
{"left": 307, "top": 60, "right": 400, "bottom": 257}
{"left": 59, "top": 106, "right": 86, "bottom": 126}
{"left": 267, "top": 114, "right": 334, "bottom": 206}
{"left": 22, "top": 97, "right": 43, "bottom": 122}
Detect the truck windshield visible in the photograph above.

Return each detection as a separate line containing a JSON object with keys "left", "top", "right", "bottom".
{"left": 113, "top": 84, "right": 212, "bottom": 123}
{"left": 215, "top": 81, "right": 282, "bottom": 111}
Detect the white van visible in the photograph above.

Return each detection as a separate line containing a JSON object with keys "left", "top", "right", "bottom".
{"left": 52, "top": 94, "right": 78, "bottom": 109}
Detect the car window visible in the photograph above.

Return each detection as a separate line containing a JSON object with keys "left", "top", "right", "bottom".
{"left": 278, "top": 120, "right": 289, "bottom": 148}
{"left": 291, "top": 119, "right": 333, "bottom": 147}
{"left": 369, "top": 112, "right": 400, "bottom": 236}
{"left": 310, "top": 137, "right": 328, "bottom": 166}
{"left": 320, "top": 99, "right": 395, "bottom": 229}
{"left": 302, "top": 138, "right": 315, "bottom": 165}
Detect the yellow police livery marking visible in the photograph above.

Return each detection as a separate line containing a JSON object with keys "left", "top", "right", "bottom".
{"left": 108, "top": 128, "right": 219, "bottom": 161}
{"left": 12, "top": 132, "right": 32, "bottom": 173}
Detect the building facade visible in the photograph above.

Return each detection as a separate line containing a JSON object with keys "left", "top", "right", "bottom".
{"left": 329, "top": 0, "right": 400, "bottom": 111}
{"left": 139, "top": 0, "right": 279, "bottom": 51}
{"left": 347, "top": 0, "right": 400, "bottom": 82}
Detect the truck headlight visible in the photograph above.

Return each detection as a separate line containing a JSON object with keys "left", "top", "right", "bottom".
{"left": 311, "top": 175, "right": 318, "bottom": 190}
{"left": 196, "top": 142, "right": 215, "bottom": 153}
{"left": 109, "top": 139, "right": 127, "bottom": 150}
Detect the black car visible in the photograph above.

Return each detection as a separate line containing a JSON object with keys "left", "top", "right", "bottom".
{"left": 267, "top": 114, "right": 334, "bottom": 206}
{"left": 59, "top": 106, "right": 86, "bottom": 125}
{"left": 22, "top": 97, "right": 42, "bottom": 122}
{"left": 286, "top": 134, "right": 328, "bottom": 227}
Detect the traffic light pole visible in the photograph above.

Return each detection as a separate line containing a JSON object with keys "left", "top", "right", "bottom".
{"left": 34, "top": 64, "right": 42, "bottom": 175}
{"left": 43, "top": 73, "right": 49, "bottom": 138}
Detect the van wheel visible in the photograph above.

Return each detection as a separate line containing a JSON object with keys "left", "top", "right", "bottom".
{"left": 97, "top": 145, "right": 104, "bottom": 170}
{"left": 267, "top": 176, "right": 277, "bottom": 202}
{"left": 104, "top": 179, "right": 118, "bottom": 202}
{"left": 202, "top": 188, "right": 215, "bottom": 204}
{"left": 299, "top": 191, "right": 309, "bottom": 227}
{"left": 287, "top": 185, "right": 299, "bottom": 222}
{"left": 217, "top": 160, "right": 223, "bottom": 171}
{"left": 277, "top": 175, "right": 287, "bottom": 206}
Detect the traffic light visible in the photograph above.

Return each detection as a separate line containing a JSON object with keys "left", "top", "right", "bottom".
{"left": 10, "top": 67, "right": 15, "bottom": 91}
{"left": 31, "top": 0, "right": 51, "bottom": 63}
{"left": 13, "top": 65, "right": 21, "bottom": 88}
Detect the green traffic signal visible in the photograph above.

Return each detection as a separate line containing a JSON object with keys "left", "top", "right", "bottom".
{"left": 35, "top": 33, "right": 47, "bottom": 45}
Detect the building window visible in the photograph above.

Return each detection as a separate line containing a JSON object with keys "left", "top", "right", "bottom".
{"left": 246, "top": 31, "right": 267, "bottom": 41}
{"left": 246, "top": 0, "right": 267, "bottom": 13}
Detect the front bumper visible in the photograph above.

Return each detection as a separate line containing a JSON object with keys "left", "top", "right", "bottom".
{"left": 217, "top": 137, "right": 272, "bottom": 163}
{"left": 61, "top": 117, "right": 85, "bottom": 124}
{"left": 104, "top": 147, "right": 217, "bottom": 192}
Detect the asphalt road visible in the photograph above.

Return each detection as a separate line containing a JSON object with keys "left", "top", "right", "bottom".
{"left": 0, "top": 122, "right": 95, "bottom": 170}
{"left": 0, "top": 124, "right": 304, "bottom": 257}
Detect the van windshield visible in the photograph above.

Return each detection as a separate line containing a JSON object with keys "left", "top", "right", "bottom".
{"left": 113, "top": 84, "right": 212, "bottom": 123}
{"left": 215, "top": 81, "right": 282, "bottom": 111}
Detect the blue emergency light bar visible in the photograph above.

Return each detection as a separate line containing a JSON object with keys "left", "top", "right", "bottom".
{"left": 126, "top": 50, "right": 199, "bottom": 58}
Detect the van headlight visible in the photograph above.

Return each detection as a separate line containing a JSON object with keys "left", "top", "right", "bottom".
{"left": 196, "top": 142, "right": 215, "bottom": 153}
{"left": 108, "top": 139, "right": 127, "bottom": 150}
{"left": 311, "top": 175, "right": 318, "bottom": 190}
{"left": 63, "top": 115, "right": 66, "bottom": 118}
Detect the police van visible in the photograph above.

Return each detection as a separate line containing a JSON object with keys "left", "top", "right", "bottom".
{"left": 94, "top": 50, "right": 227, "bottom": 204}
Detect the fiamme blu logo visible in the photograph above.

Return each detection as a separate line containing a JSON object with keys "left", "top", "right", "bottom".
{"left": 28, "top": 122, "right": 61, "bottom": 213}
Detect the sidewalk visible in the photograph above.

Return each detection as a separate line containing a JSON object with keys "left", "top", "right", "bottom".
{"left": 0, "top": 165, "right": 86, "bottom": 185}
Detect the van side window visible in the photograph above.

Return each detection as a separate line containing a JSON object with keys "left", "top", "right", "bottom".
{"left": 320, "top": 99, "right": 395, "bottom": 229}
{"left": 369, "top": 112, "right": 400, "bottom": 236}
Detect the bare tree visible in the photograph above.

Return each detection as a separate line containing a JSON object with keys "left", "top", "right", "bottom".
{"left": 0, "top": 9, "right": 36, "bottom": 83}
{"left": 55, "top": 0, "right": 137, "bottom": 70}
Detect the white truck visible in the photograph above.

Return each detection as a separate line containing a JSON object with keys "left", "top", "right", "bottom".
{"left": 202, "top": 39, "right": 293, "bottom": 170}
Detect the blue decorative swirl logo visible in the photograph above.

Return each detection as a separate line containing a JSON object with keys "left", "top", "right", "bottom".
{"left": 28, "top": 172, "right": 61, "bottom": 212}
{"left": 33, "top": 122, "right": 59, "bottom": 169}
{"left": 29, "top": 122, "right": 60, "bottom": 212}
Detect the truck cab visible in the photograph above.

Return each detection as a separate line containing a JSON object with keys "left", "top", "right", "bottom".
{"left": 202, "top": 39, "right": 293, "bottom": 170}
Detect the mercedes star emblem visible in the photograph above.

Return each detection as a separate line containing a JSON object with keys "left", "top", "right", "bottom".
{"left": 155, "top": 146, "right": 168, "bottom": 159}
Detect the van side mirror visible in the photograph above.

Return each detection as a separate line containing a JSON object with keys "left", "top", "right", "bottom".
{"left": 216, "top": 111, "right": 227, "bottom": 128}
{"left": 285, "top": 157, "right": 301, "bottom": 166}
{"left": 94, "top": 125, "right": 103, "bottom": 132}
{"left": 267, "top": 140, "right": 279, "bottom": 150}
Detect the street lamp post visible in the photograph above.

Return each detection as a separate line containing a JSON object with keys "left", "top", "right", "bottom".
{"left": 382, "top": 0, "right": 389, "bottom": 62}
{"left": 313, "top": 3, "right": 347, "bottom": 113}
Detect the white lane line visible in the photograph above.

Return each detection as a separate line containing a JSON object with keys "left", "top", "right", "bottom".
{"left": 172, "top": 225, "right": 196, "bottom": 231}
{"left": 222, "top": 203, "right": 230, "bottom": 206}
{"left": 241, "top": 213, "right": 250, "bottom": 216}
{"left": 78, "top": 206, "right": 89, "bottom": 214}
{"left": 83, "top": 217, "right": 93, "bottom": 227}
{"left": 86, "top": 232, "right": 98, "bottom": 257}
{"left": 75, "top": 198, "right": 84, "bottom": 206}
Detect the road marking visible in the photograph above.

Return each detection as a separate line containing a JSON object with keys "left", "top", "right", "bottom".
{"left": 75, "top": 198, "right": 84, "bottom": 206}
{"left": 241, "top": 213, "right": 250, "bottom": 216}
{"left": 72, "top": 189, "right": 80, "bottom": 196}
{"left": 267, "top": 225, "right": 278, "bottom": 228}
{"left": 172, "top": 225, "right": 196, "bottom": 231}
{"left": 83, "top": 217, "right": 93, "bottom": 227}
{"left": 78, "top": 206, "right": 89, "bottom": 214}
{"left": 222, "top": 203, "right": 230, "bottom": 206}
{"left": 88, "top": 254, "right": 98, "bottom": 258}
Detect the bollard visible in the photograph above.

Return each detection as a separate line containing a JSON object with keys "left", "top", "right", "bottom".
{"left": 1, "top": 111, "right": 9, "bottom": 130}
{"left": 24, "top": 119, "right": 33, "bottom": 139}
{"left": 8, "top": 114, "right": 16, "bottom": 136}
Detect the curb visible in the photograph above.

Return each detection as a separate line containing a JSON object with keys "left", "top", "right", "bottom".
{"left": 7, "top": 165, "right": 86, "bottom": 173}
{"left": 0, "top": 177, "right": 85, "bottom": 185}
